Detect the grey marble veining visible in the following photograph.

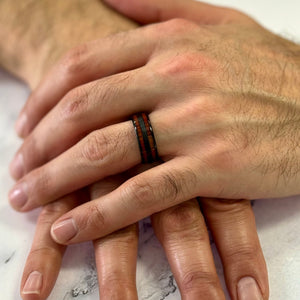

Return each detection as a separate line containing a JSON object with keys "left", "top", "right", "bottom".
{"left": 1, "top": 1, "right": 300, "bottom": 299}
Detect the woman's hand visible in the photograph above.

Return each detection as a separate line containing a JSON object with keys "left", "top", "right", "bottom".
{"left": 21, "top": 171, "right": 268, "bottom": 300}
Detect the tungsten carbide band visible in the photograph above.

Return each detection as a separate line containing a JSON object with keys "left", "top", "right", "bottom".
{"left": 132, "top": 113, "right": 159, "bottom": 164}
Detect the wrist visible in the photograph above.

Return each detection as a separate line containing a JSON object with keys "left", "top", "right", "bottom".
{"left": 0, "top": 0, "right": 137, "bottom": 88}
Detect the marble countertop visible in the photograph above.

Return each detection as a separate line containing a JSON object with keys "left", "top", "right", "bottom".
{"left": 0, "top": 1, "right": 300, "bottom": 299}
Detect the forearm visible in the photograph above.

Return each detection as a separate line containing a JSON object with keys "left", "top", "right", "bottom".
{"left": 0, "top": 0, "right": 137, "bottom": 88}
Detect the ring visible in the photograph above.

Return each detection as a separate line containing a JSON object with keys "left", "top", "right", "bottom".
{"left": 132, "top": 113, "right": 159, "bottom": 164}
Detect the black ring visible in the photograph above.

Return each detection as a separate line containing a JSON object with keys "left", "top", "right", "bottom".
{"left": 132, "top": 113, "right": 159, "bottom": 164}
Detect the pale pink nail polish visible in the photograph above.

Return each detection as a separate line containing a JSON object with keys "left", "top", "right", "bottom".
{"left": 9, "top": 153, "right": 24, "bottom": 180}
{"left": 22, "top": 271, "right": 43, "bottom": 295}
{"left": 9, "top": 182, "right": 28, "bottom": 209}
{"left": 51, "top": 218, "right": 78, "bottom": 243}
{"left": 238, "top": 277, "right": 263, "bottom": 300}
{"left": 15, "top": 113, "right": 28, "bottom": 137}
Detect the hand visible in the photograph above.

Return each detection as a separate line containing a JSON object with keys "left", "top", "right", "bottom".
{"left": 21, "top": 171, "right": 268, "bottom": 300}
{"left": 0, "top": 0, "right": 136, "bottom": 87}
{"left": 8, "top": 0, "right": 300, "bottom": 227}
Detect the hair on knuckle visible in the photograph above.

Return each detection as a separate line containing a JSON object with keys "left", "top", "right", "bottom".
{"left": 60, "top": 43, "right": 90, "bottom": 75}
{"left": 86, "top": 204, "right": 106, "bottom": 230}
{"left": 61, "top": 86, "right": 90, "bottom": 120}
{"left": 124, "top": 178, "right": 155, "bottom": 211}
{"left": 82, "top": 131, "right": 110, "bottom": 162}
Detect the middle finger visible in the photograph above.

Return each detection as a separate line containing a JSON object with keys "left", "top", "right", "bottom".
{"left": 10, "top": 67, "right": 161, "bottom": 180}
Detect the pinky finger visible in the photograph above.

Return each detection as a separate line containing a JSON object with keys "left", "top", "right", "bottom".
{"left": 21, "top": 193, "right": 80, "bottom": 299}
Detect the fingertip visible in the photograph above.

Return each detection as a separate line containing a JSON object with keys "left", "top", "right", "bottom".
{"left": 8, "top": 181, "right": 28, "bottom": 211}
{"left": 15, "top": 112, "right": 29, "bottom": 138}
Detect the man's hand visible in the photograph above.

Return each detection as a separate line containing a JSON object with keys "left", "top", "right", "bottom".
{"left": 0, "top": 0, "right": 136, "bottom": 87}
{"left": 8, "top": 2, "right": 300, "bottom": 214}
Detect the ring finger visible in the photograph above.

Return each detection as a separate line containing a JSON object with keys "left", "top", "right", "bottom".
{"left": 152, "top": 199, "right": 225, "bottom": 299}
{"left": 10, "top": 67, "right": 163, "bottom": 180}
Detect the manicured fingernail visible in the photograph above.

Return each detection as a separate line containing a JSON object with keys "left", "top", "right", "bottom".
{"left": 51, "top": 218, "right": 78, "bottom": 243}
{"left": 238, "top": 277, "right": 263, "bottom": 300}
{"left": 22, "top": 271, "right": 43, "bottom": 295}
{"left": 9, "top": 182, "right": 28, "bottom": 209}
{"left": 15, "top": 113, "right": 28, "bottom": 137}
{"left": 10, "top": 153, "right": 24, "bottom": 179}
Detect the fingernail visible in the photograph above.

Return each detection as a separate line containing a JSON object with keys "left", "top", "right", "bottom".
{"left": 15, "top": 113, "right": 28, "bottom": 137}
{"left": 9, "top": 182, "right": 28, "bottom": 209}
{"left": 10, "top": 153, "right": 24, "bottom": 180}
{"left": 22, "top": 271, "right": 43, "bottom": 295}
{"left": 238, "top": 277, "right": 263, "bottom": 300}
{"left": 51, "top": 218, "right": 78, "bottom": 243}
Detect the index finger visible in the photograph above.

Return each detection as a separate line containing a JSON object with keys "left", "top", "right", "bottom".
{"left": 15, "top": 23, "right": 160, "bottom": 138}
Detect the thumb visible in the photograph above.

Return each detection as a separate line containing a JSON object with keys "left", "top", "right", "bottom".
{"left": 103, "top": 0, "right": 253, "bottom": 25}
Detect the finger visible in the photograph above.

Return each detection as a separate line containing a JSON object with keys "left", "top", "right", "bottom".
{"left": 9, "top": 120, "right": 141, "bottom": 211}
{"left": 15, "top": 24, "right": 159, "bottom": 138}
{"left": 151, "top": 199, "right": 225, "bottom": 299}
{"left": 89, "top": 177, "right": 139, "bottom": 300}
{"left": 200, "top": 198, "right": 269, "bottom": 300}
{"left": 10, "top": 67, "right": 159, "bottom": 179}
{"left": 21, "top": 193, "right": 80, "bottom": 299}
{"left": 103, "top": 0, "right": 254, "bottom": 25}
{"left": 94, "top": 224, "right": 139, "bottom": 300}
{"left": 50, "top": 158, "right": 212, "bottom": 244}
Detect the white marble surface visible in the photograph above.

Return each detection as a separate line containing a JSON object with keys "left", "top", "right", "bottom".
{"left": 0, "top": 1, "right": 300, "bottom": 299}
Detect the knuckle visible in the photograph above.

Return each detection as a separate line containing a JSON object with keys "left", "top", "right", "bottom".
{"left": 123, "top": 178, "right": 155, "bottom": 211}
{"left": 123, "top": 172, "right": 184, "bottom": 213}
{"left": 81, "top": 131, "right": 110, "bottom": 162}
{"left": 227, "top": 243, "right": 261, "bottom": 263}
{"left": 60, "top": 86, "right": 90, "bottom": 120}
{"left": 156, "top": 52, "right": 217, "bottom": 82}
{"left": 29, "top": 246, "right": 61, "bottom": 258}
{"left": 205, "top": 198, "right": 250, "bottom": 213}
{"left": 161, "top": 201, "right": 202, "bottom": 234}
{"left": 162, "top": 18, "right": 198, "bottom": 34}
{"left": 84, "top": 203, "right": 107, "bottom": 230}
{"left": 60, "top": 43, "right": 89, "bottom": 75}
{"left": 124, "top": 172, "right": 181, "bottom": 211}
{"left": 181, "top": 269, "right": 220, "bottom": 294}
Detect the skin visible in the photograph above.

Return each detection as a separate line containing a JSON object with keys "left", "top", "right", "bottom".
{"left": 0, "top": 0, "right": 136, "bottom": 87}
{"left": 0, "top": 0, "right": 272, "bottom": 299}
{"left": 7, "top": 1, "right": 300, "bottom": 228}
